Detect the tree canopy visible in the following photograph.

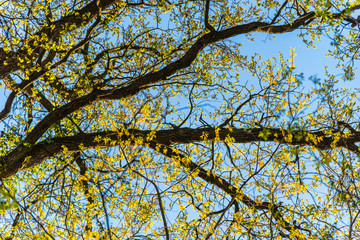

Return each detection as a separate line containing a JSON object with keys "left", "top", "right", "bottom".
{"left": 1, "top": 0, "right": 360, "bottom": 239}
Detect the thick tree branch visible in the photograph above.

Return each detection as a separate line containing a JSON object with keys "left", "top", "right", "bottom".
{"left": 3, "top": 126, "right": 360, "bottom": 179}
{"left": 0, "top": 92, "right": 16, "bottom": 122}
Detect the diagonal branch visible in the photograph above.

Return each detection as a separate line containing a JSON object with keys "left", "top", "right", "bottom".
{"left": 219, "top": 92, "right": 257, "bottom": 128}
{"left": 144, "top": 141, "right": 309, "bottom": 236}
{"left": 271, "top": 0, "right": 289, "bottom": 24}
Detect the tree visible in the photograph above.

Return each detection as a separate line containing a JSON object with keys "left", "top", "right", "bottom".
{"left": 0, "top": 0, "right": 360, "bottom": 238}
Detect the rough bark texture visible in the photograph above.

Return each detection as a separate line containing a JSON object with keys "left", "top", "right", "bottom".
{"left": 3, "top": 126, "right": 358, "bottom": 179}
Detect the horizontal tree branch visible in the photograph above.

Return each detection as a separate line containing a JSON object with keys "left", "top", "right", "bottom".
{"left": 2, "top": 126, "right": 359, "bottom": 179}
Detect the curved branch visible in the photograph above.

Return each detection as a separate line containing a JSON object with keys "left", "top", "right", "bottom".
{"left": 0, "top": 91, "right": 16, "bottom": 121}
{"left": 0, "top": 15, "right": 101, "bottom": 122}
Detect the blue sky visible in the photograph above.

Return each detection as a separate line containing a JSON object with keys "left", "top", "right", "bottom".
{"left": 240, "top": 31, "right": 358, "bottom": 86}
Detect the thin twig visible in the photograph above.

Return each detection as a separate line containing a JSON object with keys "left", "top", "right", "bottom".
{"left": 271, "top": 0, "right": 289, "bottom": 24}
{"left": 133, "top": 170, "right": 170, "bottom": 240}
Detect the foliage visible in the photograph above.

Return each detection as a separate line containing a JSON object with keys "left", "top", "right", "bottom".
{"left": 1, "top": 0, "right": 360, "bottom": 239}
